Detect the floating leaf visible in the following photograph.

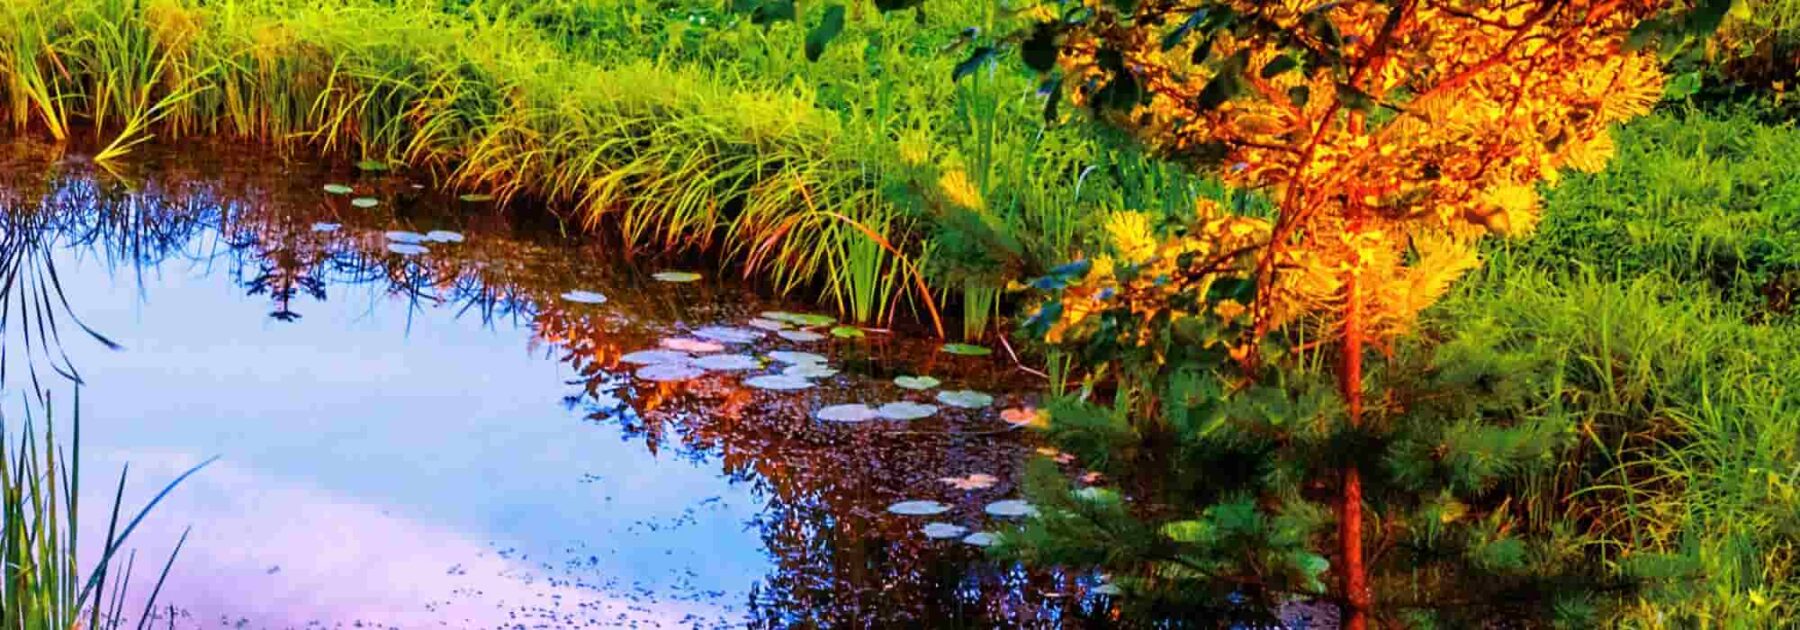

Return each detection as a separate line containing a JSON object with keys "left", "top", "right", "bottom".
{"left": 747, "top": 318, "right": 788, "bottom": 331}
{"left": 941, "top": 343, "right": 992, "bottom": 356}
{"left": 653, "top": 271, "right": 702, "bottom": 283}
{"left": 940, "top": 473, "right": 997, "bottom": 490}
{"left": 386, "top": 243, "right": 428, "bottom": 256}
{"left": 767, "top": 351, "right": 828, "bottom": 365}
{"left": 922, "top": 522, "right": 968, "bottom": 539}
{"left": 636, "top": 363, "right": 705, "bottom": 382}
{"left": 322, "top": 184, "right": 353, "bottom": 195}
{"left": 887, "top": 500, "right": 950, "bottom": 516}
{"left": 782, "top": 363, "right": 838, "bottom": 379}
{"left": 984, "top": 500, "right": 1038, "bottom": 518}
{"left": 1000, "top": 406, "right": 1049, "bottom": 428}
{"left": 620, "top": 349, "right": 691, "bottom": 365}
{"left": 355, "top": 159, "right": 390, "bottom": 172}
{"left": 877, "top": 401, "right": 937, "bottom": 421}
{"left": 745, "top": 375, "right": 815, "bottom": 391}
{"left": 423, "top": 230, "right": 464, "bottom": 243}
{"left": 762, "top": 311, "right": 835, "bottom": 327}
{"left": 937, "top": 390, "right": 994, "bottom": 409}
{"left": 694, "top": 326, "right": 764, "bottom": 344}
{"left": 815, "top": 404, "right": 878, "bottom": 423}
{"left": 692, "top": 354, "right": 761, "bottom": 371}
{"left": 661, "top": 338, "right": 724, "bottom": 353}
{"left": 778, "top": 330, "right": 826, "bottom": 342}
{"left": 385, "top": 231, "right": 426, "bottom": 243}
{"left": 560, "top": 290, "right": 608, "bottom": 304}
{"left": 351, "top": 197, "right": 380, "bottom": 208}
{"left": 829, "top": 326, "right": 864, "bottom": 339}
{"left": 962, "top": 532, "right": 999, "bottom": 547}
{"left": 459, "top": 193, "right": 494, "bottom": 202}
{"left": 1092, "top": 584, "right": 1122, "bottom": 596}
{"left": 310, "top": 222, "right": 341, "bottom": 232}
{"left": 894, "top": 375, "right": 940, "bottom": 390}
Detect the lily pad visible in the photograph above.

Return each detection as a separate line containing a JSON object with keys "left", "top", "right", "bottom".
{"left": 937, "top": 390, "right": 995, "bottom": 409}
{"left": 653, "top": 271, "right": 702, "bottom": 283}
{"left": 814, "top": 404, "right": 878, "bottom": 423}
{"left": 661, "top": 338, "right": 724, "bottom": 353}
{"left": 782, "top": 363, "right": 838, "bottom": 379}
{"left": 620, "top": 349, "right": 691, "bottom": 366}
{"left": 694, "top": 326, "right": 763, "bottom": 344}
{"left": 636, "top": 363, "right": 705, "bottom": 382}
{"left": 922, "top": 523, "right": 968, "bottom": 539}
{"left": 322, "top": 184, "right": 354, "bottom": 195}
{"left": 894, "top": 375, "right": 940, "bottom": 390}
{"left": 310, "top": 222, "right": 341, "bottom": 233}
{"left": 691, "top": 354, "right": 761, "bottom": 371}
{"left": 761, "top": 311, "right": 835, "bottom": 327}
{"left": 984, "top": 499, "right": 1038, "bottom": 518}
{"left": 424, "top": 230, "right": 465, "bottom": 243}
{"left": 350, "top": 197, "right": 380, "bottom": 209}
{"left": 777, "top": 330, "right": 826, "bottom": 343}
{"left": 560, "top": 290, "right": 608, "bottom": 304}
{"left": 941, "top": 343, "right": 993, "bottom": 356}
{"left": 1001, "top": 407, "right": 1049, "bottom": 428}
{"left": 745, "top": 375, "right": 814, "bottom": 391}
{"left": 386, "top": 243, "right": 429, "bottom": 256}
{"left": 385, "top": 231, "right": 426, "bottom": 243}
{"left": 887, "top": 500, "right": 950, "bottom": 516}
{"left": 876, "top": 401, "right": 938, "bottom": 421}
{"left": 747, "top": 318, "right": 788, "bottom": 332}
{"left": 459, "top": 193, "right": 494, "bottom": 202}
{"left": 829, "top": 326, "right": 865, "bottom": 339}
{"left": 355, "top": 159, "right": 389, "bottom": 172}
{"left": 962, "top": 532, "right": 999, "bottom": 547}
{"left": 1092, "top": 584, "right": 1122, "bottom": 596}
{"left": 767, "top": 351, "right": 827, "bottom": 365}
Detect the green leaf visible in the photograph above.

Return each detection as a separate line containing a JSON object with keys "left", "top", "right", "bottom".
{"left": 458, "top": 193, "right": 494, "bottom": 202}
{"left": 894, "top": 375, "right": 941, "bottom": 390}
{"left": 804, "top": 5, "right": 846, "bottom": 62}
{"left": 829, "top": 325, "right": 864, "bottom": 339}
{"left": 322, "top": 184, "right": 353, "bottom": 195}
{"left": 1287, "top": 84, "right": 1310, "bottom": 107}
{"left": 953, "top": 46, "right": 996, "bottom": 82}
{"left": 941, "top": 343, "right": 993, "bottom": 356}
{"left": 1160, "top": 520, "right": 1210, "bottom": 543}
{"left": 355, "top": 159, "right": 389, "bottom": 172}
{"left": 1259, "top": 55, "right": 1299, "bottom": 79}
{"left": 350, "top": 197, "right": 379, "bottom": 208}
{"left": 1664, "top": 71, "right": 1702, "bottom": 99}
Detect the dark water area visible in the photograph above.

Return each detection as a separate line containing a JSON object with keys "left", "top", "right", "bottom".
{"left": 0, "top": 138, "right": 1117, "bottom": 627}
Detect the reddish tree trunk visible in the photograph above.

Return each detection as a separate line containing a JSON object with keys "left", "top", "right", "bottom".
{"left": 1341, "top": 270, "right": 1370, "bottom": 630}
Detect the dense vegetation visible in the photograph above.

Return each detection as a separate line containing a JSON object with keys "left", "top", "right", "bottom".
{"left": 0, "top": 0, "right": 1793, "bottom": 626}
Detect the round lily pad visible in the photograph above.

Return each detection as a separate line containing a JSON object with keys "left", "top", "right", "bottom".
{"left": 984, "top": 500, "right": 1038, "bottom": 518}
{"left": 384, "top": 231, "right": 426, "bottom": 244}
{"left": 887, "top": 500, "right": 950, "bottom": 516}
{"left": 691, "top": 354, "right": 760, "bottom": 371}
{"left": 962, "top": 532, "right": 999, "bottom": 547}
{"left": 782, "top": 363, "right": 838, "bottom": 379}
{"left": 424, "top": 230, "right": 464, "bottom": 243}
{"left": 620, "top": 349, "right": 691, "bottom": 365}
{"left": 747, "top": 318, "right": 788, "bottom": 332}
{"left": 937, "top": 390, "right": 994, "bottom": 409}
{"left": 941, "top": 343, "right": 993, "bottom": 356}
{"left": 876, "top": 401, "right": 938, "bottom": 421}
{"left": 653, "top": 271, "right": 702, "bottom": 283}
{"left": 351, "top": 197, "right": 380, "bottom": 209}
{"left": 310, "top": 222, "right": 341, "bottom": 232}
{"left": 761, "top": 311, "right": 835, "bottom": 327}
{"left": 777, "top": 330, "right": 826, "bottom": 343}
{"left": 459, "top": 193, "right": 494, "bottom": 202}
{"left": 322, "top": 184, "right": 354, "bottom": 195}
{"left": 661, "top": 337, "right": 724, "bottom": 353}
{"left": 636, "top": 363, "right": 704, "bottom": 382}
{"left": 694, "top": 326, "right": 763, "bottom": 344}
{"left": 830, "top": 326, "right": 865, "bottom": 339}
{"left": 560, "top": 290, "right": 608, "bottom": 304}
{"left": 355, "top": 159, "right": 390, "bottom": 172}
{"left": 745, "top": 375, "right": 814, "bottom": 391}
{"left": 767, "top": 351, "right": 827, "bottom": 365}
{"left": 894, "top": 375, "right": 940, "bottom": 390}
{"left": 387, "top": 243, "right": 429, "bottom": 255}
{"left": 922, "top": 523, "right": 968, "bottom": 539}
{"left": 815, "top": 404, "right": 878, "bottom": 423}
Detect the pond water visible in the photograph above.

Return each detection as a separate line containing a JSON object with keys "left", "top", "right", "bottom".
{"left": 0, "top": 139, "right": 1114, "bottom": 627}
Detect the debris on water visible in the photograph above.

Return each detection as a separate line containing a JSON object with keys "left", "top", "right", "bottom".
{"left": 694, "top": 326, "right": 763, "bottom": 344}
{"left": 386, "top": 243, "right": 429, "bottom": 255}
{"left": 941, "top": 343, "right": 993, "bottom": 356}
{"left": 747, "top": 318, "right": 787, "bottom": 331}
{"left": 385, "top": 231, "right": 427, "bottom": 243}
{"left": 620, "top": 350, "right": 692, "bottom": 365}
{"left": 560, "top": 290, "right": 608, "bottom": 304}
{"left": 937, "top": 390, "right": 995, "bottom": 409}
{"left": 745, "top": 375, "right": 814, "bottom": 391}
{"left": 767, "top": 351, "right": 827, "bottom": 365}
{"left": 887, "top": 500, "right": 950, "bottom": 516}
{"left": 962, "top": 532, "right": 999, "bottom": 547}
{"left": 984, "top": 500, "right": 1038, "bottom": 518}
{"left": 815, "top": 404, "right": 878, "bottom": 423}
{"left": 777, "top": 330, "right": 826, "bottom": 343}
{"left": 781, "top": 363, "right": 838, "bottom": 379}
{"left": 940, "top": 473, "right": 997, "bottom": 490}
{"left": 424, "top": 230, "right": 465, "bottom": 243}
{"left": 310, "top": 222, "right": 341, "bottom": 232}
{"left": 691, "top": 354, "right": 760, "bottom": 371}
{"left": 636, "top": 363, "right": 705, "bottom": 382}
{"left": 922, "top": 523, "right": 968, "bottom": 539}
{"left": 894, "top": 375, "right": 940, "bottom": 390}
{"left": 876, "top": 401, "right": 937, "bottom": 421}
{"left": 653, "top": 271, "right": 702, "bottom": 283}
{"left": 351, "top": 197, "right": 380, "bottom": 208}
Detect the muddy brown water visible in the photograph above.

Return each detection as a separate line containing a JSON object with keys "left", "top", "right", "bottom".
{"left": 0, "top": 138, "right": 1129, "bottom": 628}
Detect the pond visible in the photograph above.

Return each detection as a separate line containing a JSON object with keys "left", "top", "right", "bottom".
{"left": 0, "top": 139, "right": 1114, "bottom": 627}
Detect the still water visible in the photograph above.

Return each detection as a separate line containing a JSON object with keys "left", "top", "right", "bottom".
{"left": 0, "top": 139, "right": 1109, "bottom": 627}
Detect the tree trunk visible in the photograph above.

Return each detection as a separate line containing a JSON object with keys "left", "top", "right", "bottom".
{"left": 1341, "top": 269, "right": 1370, "bottom": 630}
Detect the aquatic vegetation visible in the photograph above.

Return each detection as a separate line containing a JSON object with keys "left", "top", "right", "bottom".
{"left": 814, "top": 404, "right": 877, "bottom": 423}
{"left": 744, "top": 375, "right": 813, "bottom": 391}
{"left": 765, "top": 351, "right": 826, "bottom": 365}
{"left": 775, "top": 330, "right": 825, "bottom": 343}
{"left": 892, "top": 376, "right": 939, "bottom": 391}
{"left": 983, "top": 500, "right": 1036, "bottom": 519}
{"left": 652, "top": 271, "right": 701, "bottom": 283}
{"left": 940, "top": 474, "right": 997, "bottom": 491}
{"left": 780, "top": 363, "right": 837, "bottom": 379}
{"left": 887, "top": 501, "right": 950, "bottom": 516}
{"left": 350, "top": 198, "right": 379, "bottom": 209}
{"left": 961, "top": 532, "right": 998, "bottom": 547}
{"left": 939, "top": 343, "right": 991, "bottom": 357}
{"left": 386, "top": 243, "right": 428, "bottom": 256}
{"left": 694, "top": 326, "right": 763, "bottom": 344}
{"left": 875, "top": 402, "right": 936, "bottom": 421}
{"left": 636, "top": 363, "right": 704, "bottom": 382}
{"left": 922, "top": 523, "right": 968, "bottom": 539}
{"left": 322, "top": 184, "right": 353, "bottom": 195}
{"left": 935, "top": 390, "right": 992, "bottom": 409}
{"left": 619, "top": 350, "right": 690, "bottom": 366}
{"left": 559, "top": 290, "right": 607, "bottom": 304}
